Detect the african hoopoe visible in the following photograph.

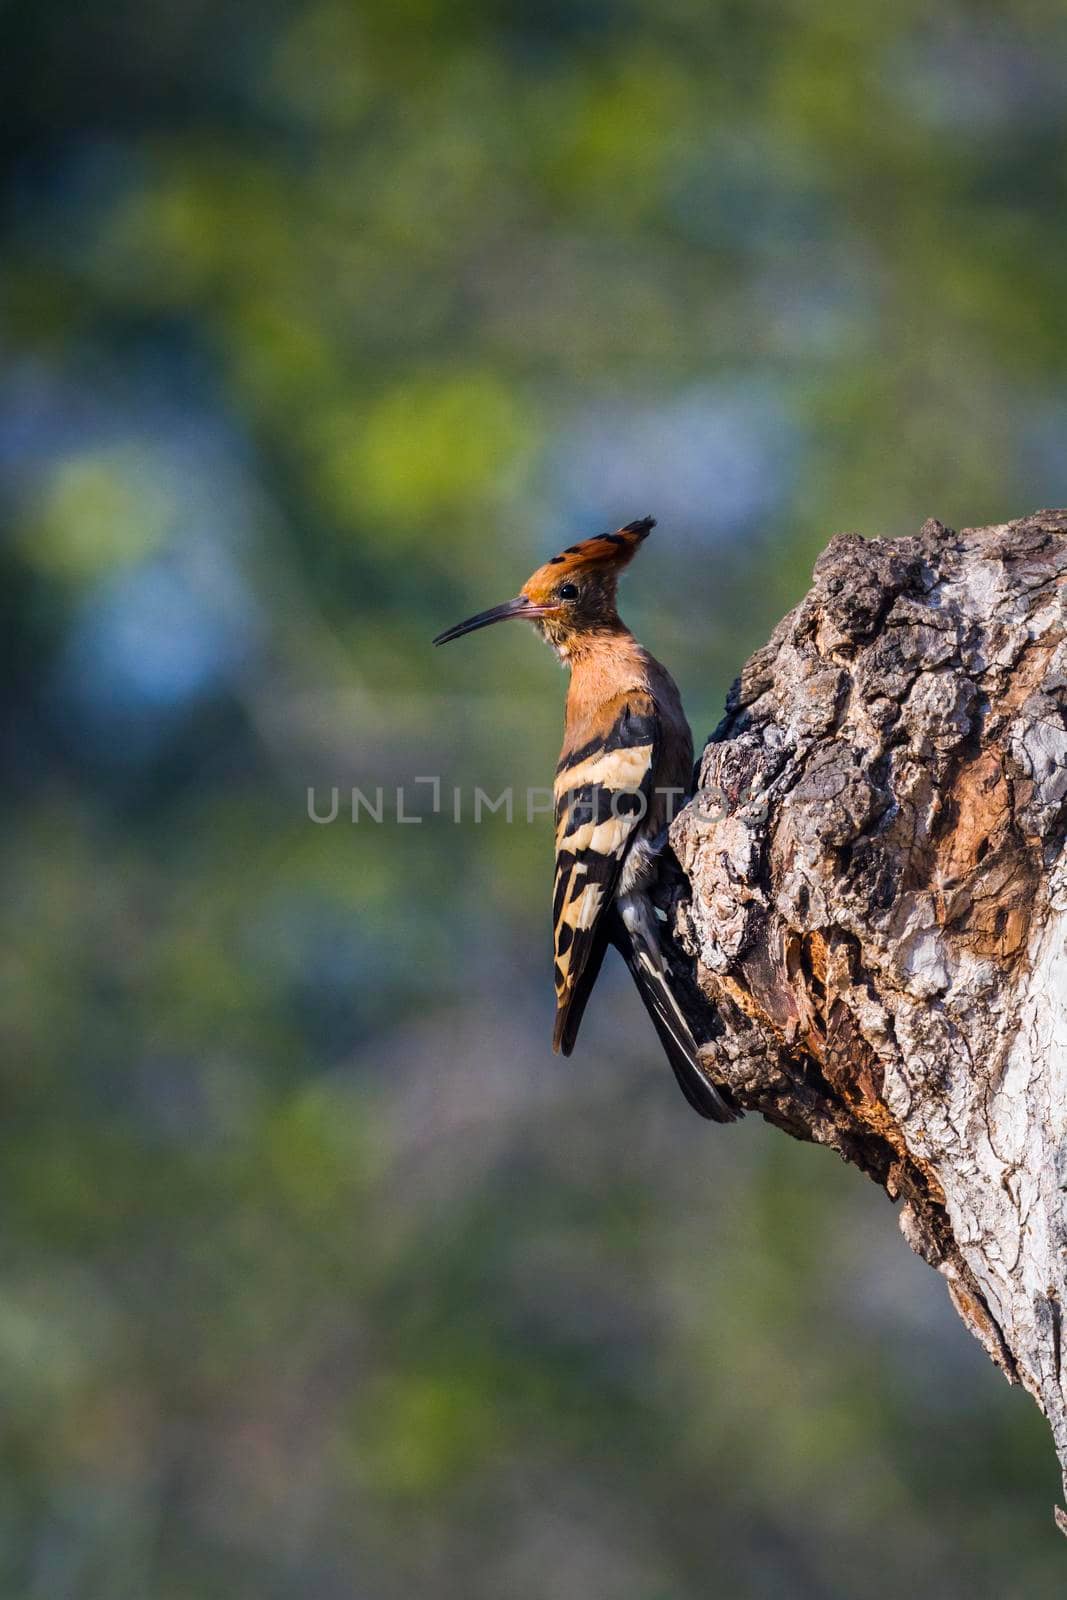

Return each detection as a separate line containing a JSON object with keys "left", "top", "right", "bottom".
{"left": 434, "top": 517, "right": 737, "bottom": 1122}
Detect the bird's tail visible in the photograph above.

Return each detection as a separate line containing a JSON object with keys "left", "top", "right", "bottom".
{"left": 612, "top": 914, "right": 739, "bottom": 1123}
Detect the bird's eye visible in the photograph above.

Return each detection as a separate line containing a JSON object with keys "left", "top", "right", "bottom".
{"left": 558, "top": 583, "right": 579, "bottom": 601}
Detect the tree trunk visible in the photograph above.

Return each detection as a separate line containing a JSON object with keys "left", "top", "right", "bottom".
{"left": 669, "top": 509, "right": 1067, "bottom": 1522}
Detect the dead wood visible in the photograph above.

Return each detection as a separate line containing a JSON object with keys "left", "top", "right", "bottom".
{"left": 670, "top": 509, "right": 1067, "bottom": 1519}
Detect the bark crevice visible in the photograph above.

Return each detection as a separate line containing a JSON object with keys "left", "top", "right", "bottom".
{"left": 668, "top": 510, "right": 1067, "bottom": 1515}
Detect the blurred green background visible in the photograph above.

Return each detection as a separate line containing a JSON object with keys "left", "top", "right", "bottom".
{"left": 1, "top": 2, "right": 1066, "bottom": 1595}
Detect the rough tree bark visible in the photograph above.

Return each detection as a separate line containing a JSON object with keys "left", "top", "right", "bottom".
{"left": 669, "top": 508, "right": 1067, "bottom": 1521}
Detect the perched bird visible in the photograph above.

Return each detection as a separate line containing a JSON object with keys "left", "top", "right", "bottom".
{"left": 434, "top": 517, "right": 736, "bottom": 1121}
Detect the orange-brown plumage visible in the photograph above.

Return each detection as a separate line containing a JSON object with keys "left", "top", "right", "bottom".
{"left": 522, "top": 516, "right": 653, "bottom": 599}
{"left": 434, "top": 517, "right": 737, "bottom": 1122}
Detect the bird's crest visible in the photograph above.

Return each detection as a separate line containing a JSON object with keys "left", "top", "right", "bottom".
{"left": 523, "top": 517, "right": 655, "bottom": 605}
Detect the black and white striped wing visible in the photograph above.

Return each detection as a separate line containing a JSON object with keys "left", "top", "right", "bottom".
{"left": 551, "top": 696, "right": 657, "bottom": 1055}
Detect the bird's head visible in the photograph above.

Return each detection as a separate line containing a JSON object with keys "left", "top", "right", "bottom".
{"left": 433, "top": 516, "right": 655, "bottom": 657}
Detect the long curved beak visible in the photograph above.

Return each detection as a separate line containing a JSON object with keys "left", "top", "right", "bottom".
{"left": 433, "top": 597, "right": 554, "bottom": 646}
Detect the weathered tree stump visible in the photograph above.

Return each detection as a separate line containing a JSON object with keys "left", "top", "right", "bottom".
{"left": 670, "top": 509, "right": 1067, "bottom": 1520}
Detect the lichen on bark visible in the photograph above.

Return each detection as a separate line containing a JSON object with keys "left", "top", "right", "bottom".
{"left": 669, "top": 510, "right": 1067, "bottom": 1518}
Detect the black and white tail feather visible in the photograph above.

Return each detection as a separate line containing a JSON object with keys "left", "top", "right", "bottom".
{"left": 613, "top": 912, "right": 736, "bottom": 1122}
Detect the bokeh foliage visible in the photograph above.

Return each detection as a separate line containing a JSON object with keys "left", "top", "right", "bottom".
{"left": 1, "top": 1, "right": 1066, "bottom": 1595}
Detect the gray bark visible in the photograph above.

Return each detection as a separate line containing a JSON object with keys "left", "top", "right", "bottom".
{"left": 669, "top": 509, "right": 1067, "bottom": 1522}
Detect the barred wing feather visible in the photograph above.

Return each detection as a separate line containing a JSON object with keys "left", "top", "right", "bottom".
{"left": 551, "top": 695, "right": 656, "bottom": 1054}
